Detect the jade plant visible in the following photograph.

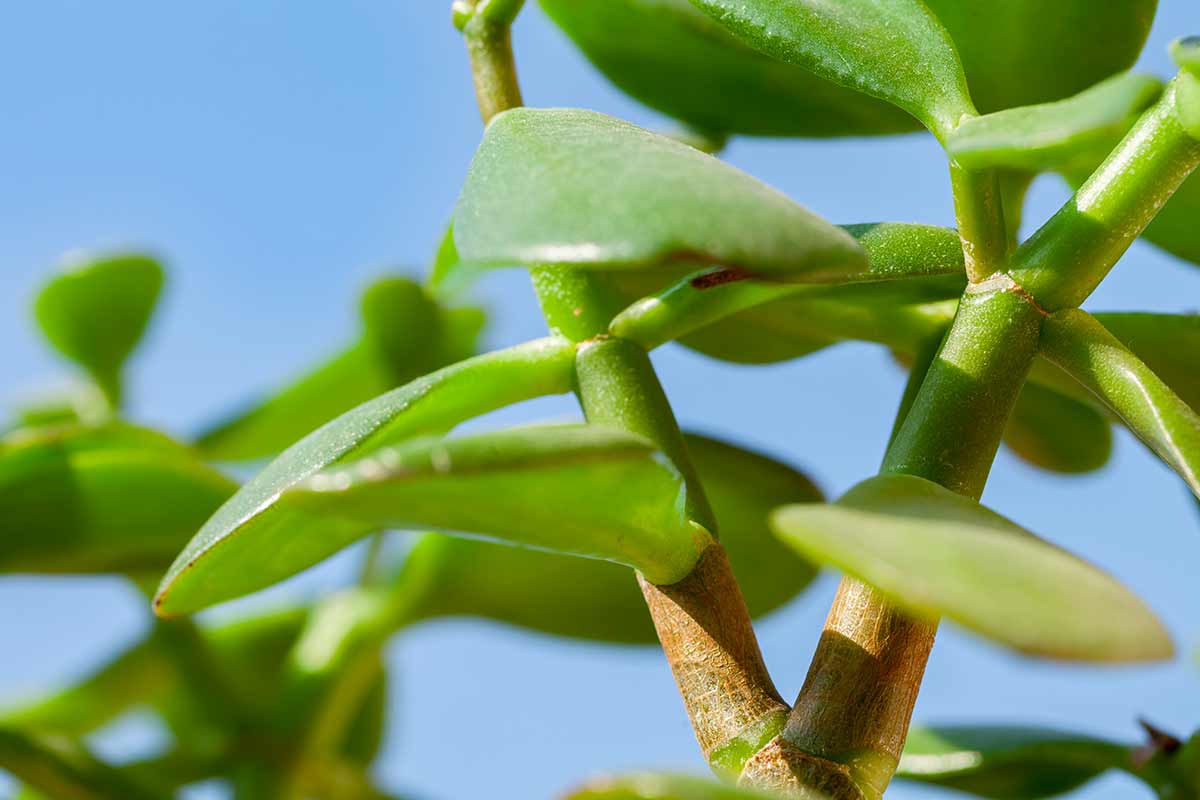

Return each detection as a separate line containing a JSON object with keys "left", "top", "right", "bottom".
{"left": 3, "top": 1, "right": 1200, "bottom": 798}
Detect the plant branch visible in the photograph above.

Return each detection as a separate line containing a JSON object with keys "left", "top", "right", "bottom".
{"left": 456, "top": 0, "right": 524, "bottom": 124}
{"left": 949, "top": 164, "right": 1011, "bottom": 282}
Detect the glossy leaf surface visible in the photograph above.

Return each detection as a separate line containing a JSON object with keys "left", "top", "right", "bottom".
{"left": 923, "top": 0, "right": 1157, "bottom": 114}
{"left": 196, "top": 277, "right": 485, "bottom": 462}
{"left": 0, "top": 425, "right": 235, "bottom": 574}
{"left": 687, "top": 0, "right": 972, "bottom": 139}
{"left": 771, "top": 474, "right": 1172, "bottom": 661}
{"left": 286, "top": 424, "right": 708, "bottom": 585}
{"left": 1041, "top": 310, "right": 1200, "bottom": 498}
{"left": 155, "top": 337, "right": 576, "bottom": 615}
{"left": 566, "top": 772, "right": 785, "bottom": 800}
{"left": 1095, "top": 312, "right": 1200, "bottom": 412}
{"left": 1003, "top": 382, "right": 1113, "bottom": 474}
{"left": 899, "top": 726, "right": 1131, "bottom": 798}
{"left": 392, "top": 432, "right": 821, "bottom": 643}
{"left": 454, "top": 108, "right": 866, "bottom": 282}
{"left": 538, "top": 0, "right": 917, "bottom": 138}
{"left": 34, "top": 254, "right": 164, "bottom": 407}
{"left": 947, "top": 73, "right": 1162, "bottom": 172}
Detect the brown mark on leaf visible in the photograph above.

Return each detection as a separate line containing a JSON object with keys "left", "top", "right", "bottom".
{"left": 1132, "top": 718, "right": 1184, "bottom": 768}
{"left": 690, "top": 267, "right": 754, "bottom": 291}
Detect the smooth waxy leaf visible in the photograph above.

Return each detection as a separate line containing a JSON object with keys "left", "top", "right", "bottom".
{"left": 687, "top": 0, "right": 973, "bottom": 139}
{"left": 538, "top": 0, "right": 917, "bottom": 138}
{"left": 285, "top": 424, "right": 709, "bottom": 585}
{"left": 34, "top": 254, "right": 164, "bottom": 408}
{"left": 391, "top": 432, "right": 821, "bottom": 643}
{"left": 899, "top": 726, "right": 1131, "bottom": 798}
{"left": 565, "top": 772, "right": 786, "bottom": 800}
{"left": 155, "top": 337, "right": 577, "bottom": 615}
{"left": 923, "top": 0, "right": 1157, "bottom": 114}
{"left": 947, "top": 73, "right": 1163, "bottom": 172}
{"left": 0, "top": 729, "right": 162, "bottom": 800}
{"left": 454, "top": 108, "right": 866, "bottom": 282}
{"left": 1095, "top": 312, "right": 1200, "bottom": 412}
{"left": 1003, "top": 382, "right": 1113, "bottom": 474}
{"left": 0, "top": 424, "right": 235, "bottom": 575}
{"left": 196, "top": 277, "right": 485, "bottom": 462}
{"left": 771, "top": 474, "right": 1173, "bottom": 661}
{"left": 1041, "top": 310, "right": 1200, "bottom": 499}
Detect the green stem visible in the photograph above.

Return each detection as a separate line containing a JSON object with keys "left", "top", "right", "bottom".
{"left": 458, "top": 2, "right": 523, "bottom": 124}
{"left": 949, "top": 165, "right": 1011, "bottom": 282}
{"left": 1008, "top": 79, "right": 1200, "bottom": 310}
{"left": 884, "top": 330, "right": 947, "bottom": 453}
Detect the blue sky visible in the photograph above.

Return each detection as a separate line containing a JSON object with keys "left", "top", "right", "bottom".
{"left": 1, "top": 2, "right": 1198, "bottom": 798}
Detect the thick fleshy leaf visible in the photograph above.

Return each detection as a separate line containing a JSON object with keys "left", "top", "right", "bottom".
{"left": 946, "top": 73, "right": 1163, "bottom": 172}
{"left": 1176, "top": 71, "right": 1200, "bottom": 141}
{"left": 687, "top": 0, "right": 973, "bottom": 139}
{"left": 1003, "top": 382, "right": 1113, "bottom": 474}
{"left": 899, "top": 726, "right": 1132, "bottom": 798}
{"left": 454, "top": 108, "right": 866, "bottom": 282}
{"left": 34, "top": 254, "right": 164, "bottom": 407}
{"left": 538, "top": 0, "right": 917, "bottom": 138}
{"left": 1094, "top": 312, "right": 1200, "bottom": 412}
{"left": 1174, "top": 37, "right": 1200, "bottom": 75}
{"left": 1142, "top": 170, "right": 1200, "bottom": 266}
{"left": 565, "top": 772, "right": 785, "bottom": 800}
{"left": 923, "top": 0, "right": 1157, "bottom": 114}
{"left": 771, "top": 474, "right": 1173, "bottom": 661}
{"left": 1041, "top": 309, "right": 1200, "bottom": 499}
{"left": 284, "top": 425, "right": 709, "bottom": 585}
{"left": 155, "top": 337, "right": 576, "bottom": 615}
{"left": 0, "top": 425, "right": 235, "bottom": 575}
{"left": 195, "top": 277, "right": 485, "bottom": 462}
{"left": 0, "top": 729, "right": 162, "bottom": 800}
{"left": 391, "top": 432, "right": 822, "bottom": 643}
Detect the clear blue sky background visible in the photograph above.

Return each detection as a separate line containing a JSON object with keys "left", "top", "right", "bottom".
{"left": 1, "top": 3, "right": 1198, "bottom": 798}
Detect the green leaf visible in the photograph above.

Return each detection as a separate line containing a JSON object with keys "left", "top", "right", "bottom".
{"left": 923, "top": 0, "right": 1157, "bottom": 114}
{"left": 1003, "top": 382, "right": 1113, "bottom": 474}
{"left": 284, "top": 424, "right": 709, "bottom": 584}
{"left": 771, "top": 474, "right": 1173, "bottom": 661}
{"left": 538, "top": 0, "right": 918, "bottom": 138}
{"left": 565, "top": 772, "right": 787, "bottom": 800}
{"left": 0, "top": 424, "right": 236, "bottom": 575}
{"left": 454, "top": 108, "right": 866, "bottom": 282}
{"left": 1040, "top": 309, "right": 1200, "bottom": 499}
{"left": 195, "top": 276, "right": 485, "bottom": 462}
{"left": 1094, "top": 312, "right": 1200, "bottom": 412}
{"left": 155, "top": 337, "right": 577, "bottom": 615}
{"left": 946, "top": 73, "right": 1163, "bottom": 172}
{"left": 0, "top": 728, "right": 163, "bottom": 800}
{"left": 898, "top": 726, "right": 1131, "bottom": 798}
{"left": 1173, "top": 36, "right": 1200, "bottom": 75}
{"left": 1141, "top": 169, "right": 1200, "bottom": 265}
{"left": 687, "top": 0, "right": 973, "bottom": 139}
{"left": 390, "top": 432, "right": 821, "bottom": 643}
{"left": 1176, "top": 71, "right": 1200, "bottom": 141}
{"left": 34, "top": 254, "right": 164, "bottom": 408}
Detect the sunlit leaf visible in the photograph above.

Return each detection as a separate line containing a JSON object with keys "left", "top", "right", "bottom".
{"left": 155, "top": 337, "right": 577, "bottom": 615}
{"left": 196, "top": 276, "right": 485, "bottom": 462}
{"left": 687, "top": 0, "right": 973, "bottom": 139}
{"left": 771, "top": 474, "right": 1173, "bottom": 661}
{"left": 389, "top": 432, "right": 821, "bottom": 643}
{"left": 1095, "top": 312, "right": 1200, "bottom": 412}
{"left": 0, "top": 424, "right": 235, "bottom": 575}
{"left": 1176, "top": 71, "right": 1200, "bottom": 141}
{"left": 1003, "top": 382, "right": 1113, "bottom": 474}
{"left": 33, "top": 253, "right": 164, "bottom": 408}
{"left": 454, "top": 108, "right": 866, "bottom": 282}
{"left": 946, "top": 73, "right": 1162, "bottom": 172}
{"left": 285, "top": 424, "right": 708, "bottom": 584}
{"left": 1041, "top": 309, "right": 1200, "bottom": 499}
{"left": 898, "top": 726, "right": 1132, "bottom": 798}
{"left": 565, "top": 772, "right": 787, "bottom": 800}
{"left": 538, "top": 0, "right": 918, "bottom": 138}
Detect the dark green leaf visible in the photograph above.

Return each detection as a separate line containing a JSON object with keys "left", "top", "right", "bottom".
{"left": 389, "top": 432, "right": 821, "bottom": 643}
{"left": 946, "top": 73, "right": 1163, "bottom": 172}
{"left": 923, "top": 0, "right": 1157, "bottom": 114}
{"left": 687, "top": 0, "right": 973, "bottom": 139}
{"left": 1003, "top": 382, "right": 1113, "bottom": 474}
{"left": 33, "top": 254, "right": 164, "bottom": 408}
{"left": 1041, "top": 309, "right": 1200, "bottom": 499}
{"left": 0, "top": 728, "right": 162, "bottom": 800}
{"left": 1141, "top": 169, "right": 1200, "bottom": 266}
{"left": 0, "top": 424, "right": 235, "bottom": 575}
{"left": 155, "top": 337, "right": 577, "bottom": 615}
{"left": 538, "top": 0, "right": 917, "bottom": 138}
{"left": 285, "top": 424, "right": 708, "bottom": 584}
{"left": 565, "top": 772, "right": 786, "bottom": 800}
{"left": 899, "top": 726, "right": 1131, "bottom": 798}
{"left": 454, "top": 108, "right": 866, "bottom": 282}
{"left": 771, "top": 474, "right": 1173, "bottom": 661}
{"left": 195, "top": 277, "right": 485, "bottom": 462}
